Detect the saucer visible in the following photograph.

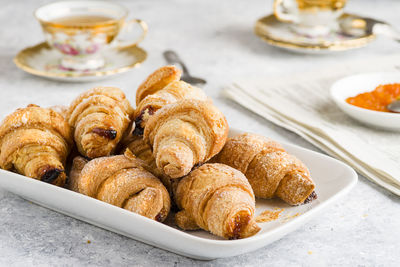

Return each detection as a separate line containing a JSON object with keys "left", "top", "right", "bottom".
{"left": 254, "top": 14, "right": 376, "bottom": 54}
{"left": 14, "top": 42, "right": 147, "bottom": 82}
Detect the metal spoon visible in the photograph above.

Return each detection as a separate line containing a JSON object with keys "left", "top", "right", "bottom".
{"left": 163, "top": 50, "right": 206, "bottom": 85}
{"left": 387, "top": 99, "right": 400, "bottom": 113}
{"left": 339, "top": 14, "right": 400, "bottom": 42}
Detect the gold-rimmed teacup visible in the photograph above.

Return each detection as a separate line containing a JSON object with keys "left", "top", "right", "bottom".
{"left": 35, "top": 0, "right": 148, "bottom": 71}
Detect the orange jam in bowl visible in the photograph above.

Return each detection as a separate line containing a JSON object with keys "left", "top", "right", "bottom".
{"left": 346, "top": 83, "right": 400, "bottom": 112}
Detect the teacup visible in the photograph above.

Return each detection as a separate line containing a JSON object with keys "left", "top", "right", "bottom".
{"left": 274, "top": 0, "right": 347, "bottom": 36}
{"left": 35, "top": 0, "right": 147, "bottom": 71}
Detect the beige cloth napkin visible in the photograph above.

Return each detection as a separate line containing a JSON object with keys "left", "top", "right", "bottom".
{"left": 224, "top": 54, "right": 400, "bottom": 196}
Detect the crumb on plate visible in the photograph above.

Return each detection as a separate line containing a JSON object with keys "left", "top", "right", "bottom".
{"left": 255, "top": 208, "right": 284, "bottom": 223}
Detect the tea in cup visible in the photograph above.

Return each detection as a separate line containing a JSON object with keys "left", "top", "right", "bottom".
{"left": 35, "top": 0, "right": 147, "bottom": 71}
{"left": 274, "top": 0, "right": 347, "bottom": 36}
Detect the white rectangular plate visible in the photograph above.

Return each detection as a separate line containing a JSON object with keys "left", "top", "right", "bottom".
{"left": 0, "top": 129, "right": 357, "bottom": 260}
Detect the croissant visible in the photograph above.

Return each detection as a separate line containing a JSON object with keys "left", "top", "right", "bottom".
{"left": 175, "top": 163, "right": 260, "bottom": 239}
{"left": 133, "top": 66, "right": 207, "bottom": 135}
{"left": 213, "top": 133, "right": 317, "bottom": 205}
{"left": 144, "top": 99, "right": 229, "bottom": 178}
{"left": 69, "top": 150, "right": 171, "bottom": 222}
{"left": 0, "top": 104, "right": 72, "bottom": 186}
{"left": 66, "top": 87, "right": 134, "bottom": 158}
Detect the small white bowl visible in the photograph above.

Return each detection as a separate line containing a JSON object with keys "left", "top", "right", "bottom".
{"left": 330, "top": 72, "right": 400, "bottom": 131}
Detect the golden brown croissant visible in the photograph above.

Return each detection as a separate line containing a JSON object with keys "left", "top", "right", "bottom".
{"left": 213, "top": 133, "right": 317, "bottom": 205}
{"left": 0, "top": 104, "right": 73, "bottom": 186}
{"left": 66, "top": 87, "right": 134, "bottom": 158}
{"left": 175, "top": 163, "right": 260, "bottom": 239}
{"left": 69, "top": 150, "right": 171, "bottom": 222}
{"left": 133, "top": 66, "right": 207, "bottom": 135}
{"left": 144, "top": 99, "right": 229, "bottom": 178}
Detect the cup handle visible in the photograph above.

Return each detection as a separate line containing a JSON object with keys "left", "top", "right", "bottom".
{"left": 273, "top": 0, "right": 299, "bottom": 23}
{"left": 115, "top": 19, "right": 148, "bottom": 48}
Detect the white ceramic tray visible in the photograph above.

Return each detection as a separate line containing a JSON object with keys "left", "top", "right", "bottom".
{"left": 0, "top": 129, "right": 357, "bottom": 260}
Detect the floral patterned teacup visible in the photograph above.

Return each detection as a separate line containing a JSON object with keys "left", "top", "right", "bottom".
{"left": 35, "top": 0, "right": 147, "bottom": 71}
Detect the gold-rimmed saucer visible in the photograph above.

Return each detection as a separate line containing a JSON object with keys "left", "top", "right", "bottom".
{"left": 254, "top": 14, "right": 376, "bottom": 54}
{"left": 14, "top": 42, "right": 147, "bottom": 82}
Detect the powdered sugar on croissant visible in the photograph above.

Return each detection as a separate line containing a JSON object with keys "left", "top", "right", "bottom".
{"left": 144, "top": 99, "right": 229, "bottom": 178}
{"left": 213, "top": 133, "right": 317, "bottom": 205}
{"left": 69, "top": 150, "right": 171, "bottom": 222}
{"left": 175, "top": 163, "right": 260, "bottom": 239}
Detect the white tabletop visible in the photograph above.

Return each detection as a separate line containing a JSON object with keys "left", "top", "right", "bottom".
{"left": 0, "top": 0, "right": 399, "bottom": 266}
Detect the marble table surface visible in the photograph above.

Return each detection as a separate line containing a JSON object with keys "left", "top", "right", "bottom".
{"left": 0, "top": 0, "right": 399, "bottom": 266}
